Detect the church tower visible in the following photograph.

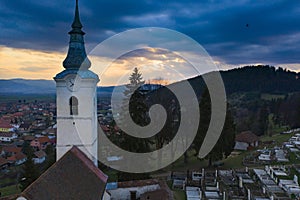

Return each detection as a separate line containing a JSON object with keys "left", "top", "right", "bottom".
{"left": 54, "top": 0, "right": 99, "bottom": 166}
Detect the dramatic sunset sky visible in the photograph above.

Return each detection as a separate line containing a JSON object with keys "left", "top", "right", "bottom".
{"left": 1, "top": 0, "right": 300, "bottom": 85}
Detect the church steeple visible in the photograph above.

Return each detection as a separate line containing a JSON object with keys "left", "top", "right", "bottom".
{"left": 63, "top": 0, "right": 91, "bottom": 70}
{"left": 70, "top": 0, "right": 83, "bottom": 34}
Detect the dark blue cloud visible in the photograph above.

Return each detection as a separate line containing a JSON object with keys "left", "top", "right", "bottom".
{"left": 1, "top": 0, "right": 300, "bottom": 66}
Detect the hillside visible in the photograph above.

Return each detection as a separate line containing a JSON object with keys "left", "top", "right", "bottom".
{"left": 186, "top": 65, "right": 300, "bottom": 96}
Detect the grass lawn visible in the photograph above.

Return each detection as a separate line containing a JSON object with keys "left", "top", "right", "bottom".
{"left": 222, "top": 151, "right": 247, "bottom": 169}
{"left": 260, "top": 132, "right": 293, "bottom": 145}
{"left": 0, "top": 184, "right": 21, "bottom": 197}
{"left": 152, "top": 150, "right": 209, "bottom": 175}
{"left": 173, "top": 189, "right": 186, "bottom": 200}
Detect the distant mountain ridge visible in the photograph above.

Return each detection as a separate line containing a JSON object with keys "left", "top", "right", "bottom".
{"left": 0, "top": 79, "right": 121, "bottom": 95}
{"left": 1, "top": 66, "right": 300, "bottom": 95}
{"left": 0, "top": 79, "right": 56, "bottom": 94}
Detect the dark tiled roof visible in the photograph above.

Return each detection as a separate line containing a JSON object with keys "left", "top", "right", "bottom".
{"left": 235, "top": 131, "right": 259, "bottom": 143}
{"left": 21, "top": 146, "right": 108, "bottom": 200}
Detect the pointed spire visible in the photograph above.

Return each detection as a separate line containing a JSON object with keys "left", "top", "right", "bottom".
{"left": 69, "top": 0, "right": 84, "bottom": 35}
{"left": 63, "top": 0, "right": 91, "bottom": 70}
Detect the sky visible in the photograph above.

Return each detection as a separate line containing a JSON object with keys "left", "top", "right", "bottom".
{"left": 1, "top": 0, "right": 300, "bottom": 85}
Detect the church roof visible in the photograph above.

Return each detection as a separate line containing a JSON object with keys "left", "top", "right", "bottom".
{"left": 21, "top": 146, "right": 108, "bottom": 200}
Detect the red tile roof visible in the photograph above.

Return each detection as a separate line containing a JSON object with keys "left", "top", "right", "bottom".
{"left": 0, "top": 123, "right": 13, "bottom": 129}
{"left": 2, "top": 146, "right": 22, "bottom": 154}
{"left": 36, "top": 136, "right": 50, "bottom": 144}
{"left": 7, "top": 152, "right": 27, "bottom": 161}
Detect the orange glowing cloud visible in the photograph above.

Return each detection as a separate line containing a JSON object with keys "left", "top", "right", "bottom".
{"left": 0, "top": 46, "right": 65, "bottom": 80}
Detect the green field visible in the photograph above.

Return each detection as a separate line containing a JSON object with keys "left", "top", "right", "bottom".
{"left": 0, "top": 184, "right": 20, "bottom": 197}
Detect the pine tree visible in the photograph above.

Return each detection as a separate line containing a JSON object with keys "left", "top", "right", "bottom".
{"left": 116, "top": 68, "right": 151, "bottom": 180}
{"left": 118, "top": 67, "right": 152, "bottom": 153}
{"left": 193, "top": 88, "right": 236, "bottom": 166}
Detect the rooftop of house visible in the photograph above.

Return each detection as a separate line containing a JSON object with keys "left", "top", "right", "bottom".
{"left": 32, "top": 136, "right": 50, "bottom": 144}
{"left": 23, "top": 135, "right": 35, "bottom": 141}
{"left": 7, "top": 152, "right": 27, "bottom": 162}
{"left": 2, "top": 146, "right": 22, "bottom": 154}
{"left": 235, "top": 131, "right": 259, "bottom": 143}
{"left": 0, "top": 132, "right": 16, "bottom": 137}
{"left": 0, "top": 122, "right": 13, "bottom": 129}
{"left": 33, "top": 150, "right": 46, "bottom": 158}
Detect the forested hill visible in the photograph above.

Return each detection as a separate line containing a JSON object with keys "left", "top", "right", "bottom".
{"left": 187, "top": 65, "right": 300, "bottom": 96}
{"left": 221, "top": 65, "right": 300, "bottom": 94}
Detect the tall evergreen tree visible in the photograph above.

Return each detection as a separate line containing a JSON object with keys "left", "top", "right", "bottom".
{"left": 193, "top": 88, "right": 236, "bottom": 166}
{"left": 118, "top": 67, "right": 152, "bottom": 153}
{"left": 116, "top": 67, "right": 151, "bottom": 180}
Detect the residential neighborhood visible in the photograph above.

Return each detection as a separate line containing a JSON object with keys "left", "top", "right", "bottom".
{"left": 2, "top": 95, "right": 300, "bottom": 199}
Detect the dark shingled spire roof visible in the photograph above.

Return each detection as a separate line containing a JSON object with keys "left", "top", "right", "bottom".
{"left": 63, "top": 0, "right": 91, "bottom": 70}
{"left": 21, "top": 146, "right": 108, "bottom": 200}
{"left": 70, "top": 0, "right": 84, "bottom": 34}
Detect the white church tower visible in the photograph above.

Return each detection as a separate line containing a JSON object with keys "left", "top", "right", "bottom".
{"left": 54, "top": 0, "right": 99, "bottom": 166}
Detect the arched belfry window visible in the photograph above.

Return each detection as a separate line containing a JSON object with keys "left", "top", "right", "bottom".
{"left": 69, "top": 96, "right": 78, "bottom": 115}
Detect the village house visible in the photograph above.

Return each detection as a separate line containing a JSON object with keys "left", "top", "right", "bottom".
{"left": 2, "top": 146, "right": 22, "bottom": 157}
{"left": 7, "top": 152, "right": 27, "bottom": 165}
{"left": 0, "top": 122, "right": 14, "bottom": 132}
{"left": 33, "top": 150, "right": 47, "bottom": 164}
{"left": 234, "top": 131, "right": 260, "bottom": 151}
{"left": 30, "top": 136, "right": 50, "bottom": 150}
{"left": 18, "top": 123, "right": 31, "bottom": 132}
{"left": 0, "top": 132, "right": 18, "bottom": 142}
